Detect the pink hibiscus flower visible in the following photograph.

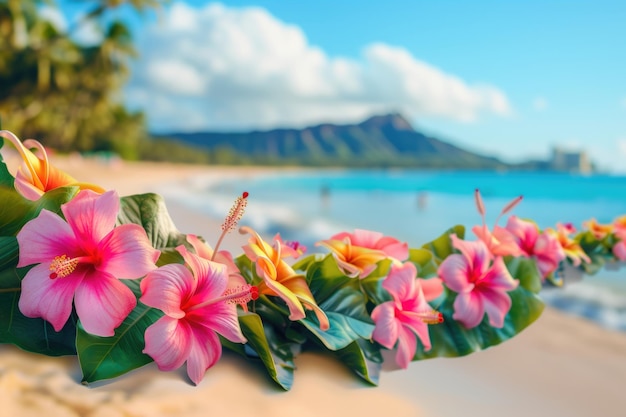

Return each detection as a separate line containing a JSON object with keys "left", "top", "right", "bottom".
{"left": 371, "top": 263, "right": 443, "bottom": 369}
{"left": 140, "top": 245, "right": 253, "bottom": 385}
{"left": 16, "top": 190, "right": 160, "bottom": 336}
{"left": 505, "top": 216, "right": 566, "bottom": 279}
{"left": 438, "top": 235, "right": 518, "bottom": 329}
{"left": 613, "top": 241, "right": 626, "bottom": 261}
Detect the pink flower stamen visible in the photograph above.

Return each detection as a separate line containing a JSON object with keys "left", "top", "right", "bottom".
{"left": 407, "top": 309, "right": 444, "bottom": 325}
{"left": 212, "top": 191, "right": 249, "bottom": 261}
{"left": 187, "top": 284, "right": 258, "bottom": 312}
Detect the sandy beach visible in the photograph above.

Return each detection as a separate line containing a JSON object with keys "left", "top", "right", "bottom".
{"left": 2, "top": 156, "right": 626, "bottom": 417}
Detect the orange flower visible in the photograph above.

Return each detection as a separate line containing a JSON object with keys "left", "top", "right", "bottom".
{"left": 546, "top": 223, "right": 590, "bottom": 267}
{"left": 582, "top": 218, "right": 613, "bottom": 240}
{"left": 240, "top": 226, "right": 329, "bottom": 330}
{"left": 0, "top": 130, "right": 104, "bottom": 200}
{"left": 316, "top": 234, "right": 388, "bottom": 279}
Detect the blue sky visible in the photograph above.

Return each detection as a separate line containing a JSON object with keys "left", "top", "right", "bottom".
{"left": 56, "top": 1, "right": 626, "bottom": 171}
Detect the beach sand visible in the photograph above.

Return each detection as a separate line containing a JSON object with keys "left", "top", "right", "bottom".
{"left": 2, "top": 156, "right": 626, "bottom": 417}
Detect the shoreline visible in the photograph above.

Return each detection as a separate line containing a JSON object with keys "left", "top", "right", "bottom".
{"left": 3, "top": 156, "right": 626, "bottom": 416}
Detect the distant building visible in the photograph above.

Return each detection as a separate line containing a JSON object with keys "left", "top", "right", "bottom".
{"left": 550, "top": 147, "right": 592, "bottom": 173}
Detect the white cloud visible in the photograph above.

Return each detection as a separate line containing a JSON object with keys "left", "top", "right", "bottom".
{"left": 127, "top": 2, "right": 512, "bottom": 132}
{"left": 533, "top": 97, "right": 548, "bottom": 111}
{"left": 39, "top": 6, "right": 67, "bottom": 32}
{"left": 73, "top": 17, "right": 102, "bottom": 46}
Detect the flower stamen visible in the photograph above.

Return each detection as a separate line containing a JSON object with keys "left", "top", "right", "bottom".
{"left": 412, "top": 309, "right": 444, "bottom": 325}
{"left": 49, "top": 255, "right": 79, "bottom": 279}
{"left": 187, "top": 284, "right": 258, "bottom": 312}
{"left": 211, "top": 191, "right": 249, "bottom": 261}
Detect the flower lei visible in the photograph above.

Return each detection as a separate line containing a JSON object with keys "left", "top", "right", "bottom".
{"left": 1, "top": 130, "right": 624, "bottom": 389}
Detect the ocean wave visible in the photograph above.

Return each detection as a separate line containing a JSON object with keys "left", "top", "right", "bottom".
{"left": 542, "top": 281, "right": 626, "bottom": 332}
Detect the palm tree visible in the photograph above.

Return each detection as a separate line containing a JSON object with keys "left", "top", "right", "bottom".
{"left": 0, "top": 0, "right": 163, "bottom": 155}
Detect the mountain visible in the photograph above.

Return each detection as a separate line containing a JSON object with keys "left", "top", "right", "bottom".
{"left": 154, "top": 113, "right": 508, "bottom": 169}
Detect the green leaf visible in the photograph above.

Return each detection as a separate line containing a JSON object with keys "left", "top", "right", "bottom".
{"left": 117, "top": 193, "right": 189, "bottom": 251}
{"left": 291, "top": 254, "right": 319, "bottom": 272}
{"left": 0, "top": 186, "right": 79, "bottom": 236}
{"left": 504, "top": 256, "right": 543, "bottom": 294}
{"left": 413, "top": 286, "right": 544, "bottom": 360}
{"left": 223, "top": 312, "right": 295, "bottom": 390}
{"left": 422, "top": 225, "right": 465, "bottom": 263}
{"left": 332, "top": 338, "right": 382, "bottom": 386}
{"left": 300, "top": 286, "right": 374, "bottom": 351}
{"left": 408, "top": 248, "right": 440, "bottom": 278}
{"left": 360, "top": 274, "right": 390, "bottom": 305}
{"left": 305, "top": 253, "right": 352, "bottom": 302}
{"left": 77, "top": 280, "right": 163, "bottom": 384}
{"left": 0, "top": 236, "right": 18, "bottom": 271}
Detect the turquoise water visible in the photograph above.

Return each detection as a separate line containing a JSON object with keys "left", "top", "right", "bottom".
{"left": 160, "top": 169, "right": 626, "bottom": 332}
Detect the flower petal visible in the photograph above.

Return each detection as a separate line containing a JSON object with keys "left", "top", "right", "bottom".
{"left": 179, "top": 246, "right": 227, "bottom": 301}
{"left": 140, "top": 264, "right": 194, "bottom": 319}
{"left": 383, "top": 263, "right": 417, "bottom": 301}
{"left": 16, "top": 210, "right": 78, "bottom": 267}
{"left": 62, "top": 190, "right": 119, "bottom": 246}
{"left": 614, "top": 241, "right": 626, "bottom": 261}
{"left": 505, "top": 216, "right": 538, "bottom": 255}
{"left": 281, "top": 274, "right": 329, "bottom": 330}
{"left": 375, "top": 236, "right": 409, "bottom": 261}
{"left": 186, "top": 234, "right": 214, "bottom": 260}
{"left": 480, "top": 287, "right": 513, "bottom": 328}
{"left": 186, "top": 328, "right": 222, "bottom": 385}
{"left": 371, "top": 302, "right": 399, "bottom": 350}
{"left": 74, "top": 272, "right": 137, "bottom": 337}
{"left": 143, "top": 316, "right": 192, "bottom": 372}
{"left": 191, "top": 301, "right": 246, "bottom": 344}
{"left": 452, "top": 291, "right": 485, "bottom": 329}
{"left": 450, "top": 234, "right": 491, "bottom": 275}
{"left": 98, "top": 224, "right": 159, "bottom": 279}
{"left": 18, "top": 263, "right": 84, "bottom": 331}
{"left": 261, "top": 274, "right": 306, "bottom": 321}
{"left": 418, "top": 277, "right": 444, "bottom": 302}
{"left": 14, "top": 174, "right": 45, "bottom": 200}
{"left": 395, "top": 325, "right": 417, "bottom": 369}
{"left": 480, "top": 257, "right": 518, "bottom": 291}
{"left": 437, "top": 254, "right": 474, "bottom": 293}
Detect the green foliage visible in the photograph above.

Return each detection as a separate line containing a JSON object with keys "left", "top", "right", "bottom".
{"left": 412, "top": 230, "right": 545, "bottom": 360}
{"left": 331, "top": 339, "right": 382, "bottom": 386}
{"left": 422, "top": 225, "right": 465, "bottom": 262}
{"left": 137, "top": 137, "right": 212, "bottom": 164}
{"left": 77, "top": 281, "right": 163, "bottom": 384}
{"left": 117, "top": 193, "right": 188, "bottom": 251}
{"left": 415, "top": 286, "right": 544, "bottom": 359}
{"left": 0, "top": 0, "right": 161, "bottom": 156}
{"left": 222, "top": 312, "right": 295, "bottom": 390}
{"left": 299, "top": 286, "right": 374, "bottom": 351}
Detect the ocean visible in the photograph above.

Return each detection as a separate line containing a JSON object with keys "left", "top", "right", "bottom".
{"left": 159, "top": 169, "right": 626, "bottom": 333}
